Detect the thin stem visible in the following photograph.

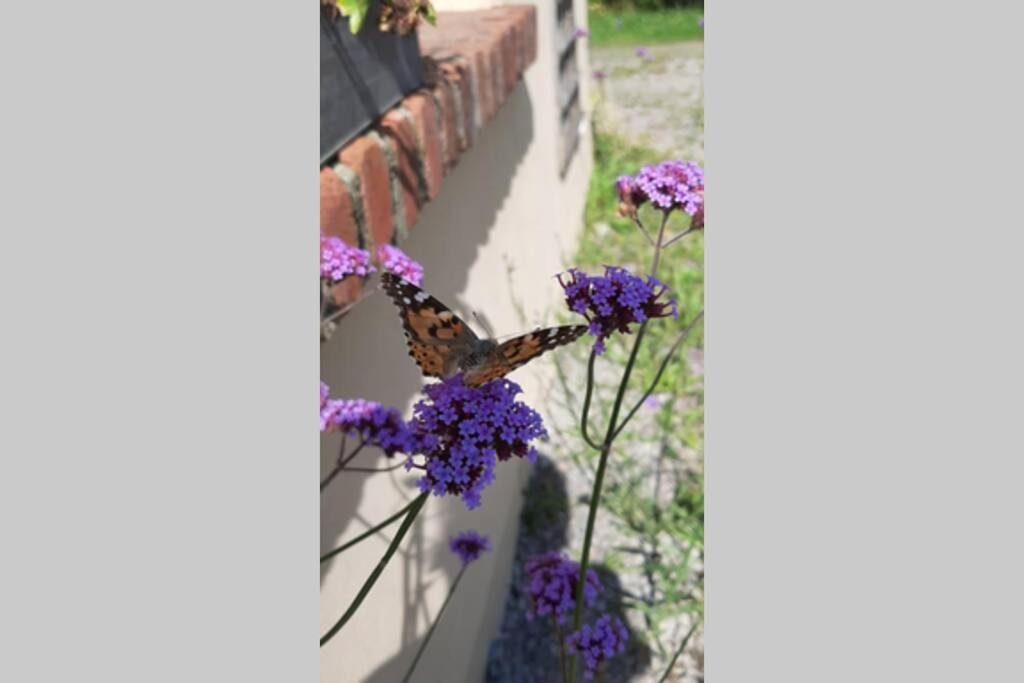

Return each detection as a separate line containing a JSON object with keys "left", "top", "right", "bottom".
{"left": 341, "top": 460, "right": 408, "bottom": 473}
{"left": 320, "top": 495, "right": 420, "bottom": 564}
{"left": 568, "top": 212, "right": 669, "bottom": 680}
{"left": 569, "top": 322, "right": 647, "bottom": 629}
{"left": 631, "top": 215, "right": 657, "bottom": 247}
{"left": 580, "top": 349, "right": 601, "bottom": 450}
{"left": 401, "top": 565, "right": 467, "bottom": 683}
{"left": 663, "top": 226, "right": 696, "bottom": 248}
{"left": 613, "top": 310, "right": 704, "bottom": 440}
{"left": 320, "top": 439, "right": 367, "bottom": 491}
{"left": 650, "top": 211, "right": 670, "bottom": 277}
{"left": 320, "top": 492, "right": 428, "bottom": 646}
{"left": 657, "top": 619, "right": 701, "bottom": 683}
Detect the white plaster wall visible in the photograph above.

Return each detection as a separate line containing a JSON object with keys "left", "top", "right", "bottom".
{"left": 320, "top": 1, "right": 593, "bottom": 680}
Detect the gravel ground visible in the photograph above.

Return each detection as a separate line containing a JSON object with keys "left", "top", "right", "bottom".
{"left": 590, "top": 41, "right": 704, "bottom": 163}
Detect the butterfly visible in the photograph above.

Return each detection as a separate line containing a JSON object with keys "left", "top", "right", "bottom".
{"left": 381, "top": 272, "right": 588, "bottom": 387}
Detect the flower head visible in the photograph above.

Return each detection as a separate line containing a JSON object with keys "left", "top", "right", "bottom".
{"left": 321, "top": 232, "right": 374, "bottom": 282}
{"left": 565, "top": 614, "right": 629, "bottom": 679}
{"left": 617, "top": 161, "right": 704, "bottom": 218}
{"left": 592, "top": 69, "right": 608, "bottom": 81}
{"left": 409, "top": 377, "right": 547, "bottom": 509}
{"left": 449, "top": 530, "right": 492, "bottom": 566}
{"left": 615, "top": 175, "right": 646, "bottom": 217}
{"left": 558, "top": 266, "right": 678, "bottom": 354}
{"left": 320, "top": 383, "right": 418, "bottom": 457}
{"left": 524, "top": 551, "right": 601, "bottom": 624}
{"left": 376, "top": 244, "right": 424, "bottom": 286}
{"left": 635, "top": 46, "right": 651, "bottom": 60}
{"left": 573, "top": 27, "right": 589, "bottom": 39}
{"left": 699, "top": 17, "right": 705, "bottom": 28}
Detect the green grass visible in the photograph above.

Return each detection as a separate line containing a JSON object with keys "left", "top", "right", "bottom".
{"left": 588, "top": 7, "right": 704, "bottom": 47}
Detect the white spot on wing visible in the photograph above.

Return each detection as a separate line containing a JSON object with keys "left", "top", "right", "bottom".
{"left": 414, "top": 291, "right": 430, "bottom": 303}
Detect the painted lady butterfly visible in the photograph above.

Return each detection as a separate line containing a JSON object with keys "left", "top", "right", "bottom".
{"left": 381, "top": 272, "right": 588, "bottom": 387}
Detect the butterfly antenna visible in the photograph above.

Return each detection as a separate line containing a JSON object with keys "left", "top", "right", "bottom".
{"left": 472, "top": 311, "right": 496, "bottom": 339}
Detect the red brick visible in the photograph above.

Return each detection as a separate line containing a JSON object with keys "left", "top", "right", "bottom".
{"left": 339, "top": 135, "right": 393, "bottom": 250}
{"left": 320, "top": 167, "right": 357, "bottom": 246}
{"left": 430, "top": 80, "right": 459, "bottom": 169}
{"left": 440, "top": 60, "right": 474, "bottom": 150}
{"left": 402, "top": 93, "right": 443, "bottom": 200}
{"left": 378, "top": 112, "right": 420, "bottom": 234}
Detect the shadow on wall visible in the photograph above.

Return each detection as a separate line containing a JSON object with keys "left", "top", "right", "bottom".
{"left": 320, "top": 80, "right": 535, "bottom": 565}
{"left": 321, "top": 80, "right": 537, "bottom": 677}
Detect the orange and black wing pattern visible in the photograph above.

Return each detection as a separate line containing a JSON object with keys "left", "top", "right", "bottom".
{"left": 462, "top": 325, "right": 589, "bottom": 387}
{"left": 380, "top": 273, "right": 477, "bottom": 379}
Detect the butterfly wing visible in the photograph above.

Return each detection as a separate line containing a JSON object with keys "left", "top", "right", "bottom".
{"left": 462, "top": 324, "right": 589, "bottom": 387}
{"left": 380, "top": 273, "right": 479, "bottom": 379}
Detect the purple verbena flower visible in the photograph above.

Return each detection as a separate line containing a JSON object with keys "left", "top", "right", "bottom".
{"left": 699, "top": 17, "right": 705, "bottom": 28}
{"left": 321, "top": 231, "right": 374, "bottom": 282}
{"left": 635, "top": 46, "right": 651, "bottom": 60}
{"left": 523, "top": 552, "right": 601, "bottom": 624}
{"left": 409, "top": 376, "right": 546, "bottom": 509}
{"left": 376, "top": 244, "right": 424, "bottom": 286}
{"left": 449, "top": 530, "right": 492, "bottom": 566}
{"left": 565, "top": 614, "right": 629, "bottom": 680}
{"left": 592, "top": 69, "right": 608, "bottom": 80}
{"left": 619, "top": 161, "right": 704, "bottom": 219}
{"left": 573, "top": 27, "right": 589, "bottom": 39}
{"left": 558, "top": 266, "right": 678, "bottom": 354}
{"left": 320, "top": 384, "right": 418, "bottom": 457}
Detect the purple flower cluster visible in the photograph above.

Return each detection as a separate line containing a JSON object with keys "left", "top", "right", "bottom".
{"left": 376, "top": 244, "right": 424, "bottom": 286}
{"left": 321, "top": 232, "right": 374, "bottom": 282}
{"left": 616, "top": 160, "right": 704, "bottom": 219}
{"left": 523, "top": 552, "right": 601, "bottom": 624}
{"left": 409, "top": 377, "right": 547, "bottom": 509}
{"left": 320, "top": 382, "right": 418, "bottom": 457}
{"left": 565, "top": 614, "right": 629, "bottom": 679}
{"left": 449, "top": 530, "right": 492, "bottom": 566}
{"left": 558, "top": 266, "right": 678, "bottom": 354}
{"left": 635, "top": 46, "right": 651, "bottom": 60}
{"left": 592, "top": 69, "right": 608, "bottom": 81}
{"left": 573, "top": 27, "right": 589, "bottom": 39}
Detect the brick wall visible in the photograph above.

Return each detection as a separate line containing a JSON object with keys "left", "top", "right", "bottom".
{"left": 320, "top": 6, "right": 538, "bottom": 309}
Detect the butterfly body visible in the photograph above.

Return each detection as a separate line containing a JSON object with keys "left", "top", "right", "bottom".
{"left": 381, "top": 272, "right": 587, "bottom": 387}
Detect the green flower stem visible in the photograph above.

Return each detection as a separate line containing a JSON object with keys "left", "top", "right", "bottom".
{"left": 320, "top": 438, "right": 367, "bottom": 492}
{"left": 400, "top": 564, "right": 468, "bottom": 683}
{"left": 320, "top": 492, "right": 428, "bottom": 647}
{"left": 657, "top": 619, "right": 701, "bottom": 683}
{"left": 320, "top": 494, "right": 421, "bottom": 564}
{"left": 568, "top": 211, "right": 670, "bottom": 681}
{"left": 580, "top": 349, "right": 601, "bottom": 450}
{"left": 612, "top": 309, "right": 704, "bottom": 440}
{"left": 663, "top": 226, "right": 697, "bottom": 248}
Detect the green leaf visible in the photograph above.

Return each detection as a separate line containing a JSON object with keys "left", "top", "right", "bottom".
{"left": 336, "top": 0, "right": 369, "bottom": 34}
{"left": 424, "top": 3, "right": 437, "bottom": 26}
